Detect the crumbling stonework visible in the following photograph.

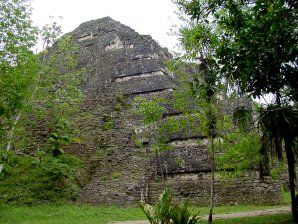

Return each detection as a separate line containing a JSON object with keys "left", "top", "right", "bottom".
{"left": 49, "top": 17, "right": 281, "bottom": 206}
{"left": 147, "top": 174, "right": 281, "bottom": 206}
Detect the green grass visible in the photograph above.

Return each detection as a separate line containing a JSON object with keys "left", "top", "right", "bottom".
{"left": 193, "top": 204, "right": 288, "bottom": 215}
{"left": 205, "top": 213, "right": 293, "bottom": 224}
{"left": 281, "top": 189, "right": 292, "bottom": 204}
{"left": 0, "top": 204, "right": 145, "bottom": 224}
{"left": 0, "top": 204, "right": 292, "bottom": 224}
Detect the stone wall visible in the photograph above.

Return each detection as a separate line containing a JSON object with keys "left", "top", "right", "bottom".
{"left": 147, "top": 174, "right": 281, "bottom": 206}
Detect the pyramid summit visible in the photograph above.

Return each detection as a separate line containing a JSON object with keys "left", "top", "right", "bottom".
{"left": 70, "top": 17, "right": 173, "bottom": 96}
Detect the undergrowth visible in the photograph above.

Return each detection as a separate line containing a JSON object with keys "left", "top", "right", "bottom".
{"left": 0, "top": 154, "right": 84, "bottom": 205}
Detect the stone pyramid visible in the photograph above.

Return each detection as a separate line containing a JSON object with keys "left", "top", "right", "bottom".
{"left": 49, "top": 17, "right": 281, "bottom": 206}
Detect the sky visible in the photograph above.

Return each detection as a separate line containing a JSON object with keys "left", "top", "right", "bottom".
{"left": 31, "top": 0, "right": 182, "bottom": 52}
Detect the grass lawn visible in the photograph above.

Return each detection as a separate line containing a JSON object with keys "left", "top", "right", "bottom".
{"left": 0, "top": 204, "right": 144, "bottom": 224}
{"left": 193, "top": 204, "right": 289, "bottom": 215}
{"left": 0, "top": 204, "right": 292, "bottom": 224}
{"left": 204, "top": 213, "right": 293, "bottom": 224}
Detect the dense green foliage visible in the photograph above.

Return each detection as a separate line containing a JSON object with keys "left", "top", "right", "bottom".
{"left": 215, "top": 132, "right": 261, "bottom": 174}
{"left": 0, "top": 0, "right": 86, "bottom": 205}
{"left": 31, "top": 34, "right": 83, "bottom": 157}
{"left": 135, "top": 62, "right": 261, "bottom": 175}
{"left": 175, "top": 0, "right": 297, "bottom": 221}
{"left": 0, "top": 0, "right": 38, "bottom": 141}
{"left": 175, "top": 0, "right": 298, "bottom": 159}
{"left": 0, "top": 154, "right": 83, "bottom": 205}
{"left": 177, "top": 0, "right": 297, "bottom": 102}
{"left": 140, "top": 189, "right": 200, "bottom": 224}
{"left": 135, "top": 0, "right": 297, "bottom": 221}
{"left": 135, "top": 96, "right": 166, "bottom": 125}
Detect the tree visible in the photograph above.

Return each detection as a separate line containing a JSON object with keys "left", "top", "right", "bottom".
{"left": 0, "top": 1, "right": 85, "bottom": 204}
{"left": 135, "top": 58, "right": 260, "bottom": 222}
{"left": 0, "top": 0, "right": 38, "bottom": 171}
{"left": 34, "top": 34, "right": 83, "bottom": 157}
{"left": 0, "top": 0, "right": 37, "bottom": 120}
{"left": 175, "top": 0, "right": 298, "bottom": 221}
{"left": 1, "top": 0, "right": 83, "bottom": 171}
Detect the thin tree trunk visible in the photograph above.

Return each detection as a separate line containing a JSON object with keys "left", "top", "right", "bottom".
{"left": 157, "top": 152, "right": 165, "bottom": 180}
{"left": 259, "top": 135, "right": 270, "bottom": 180}
{"left": 0, "top": 52, "right": 46, "bottom": 174}
{"left": 284, "top": 134, "right": 298, "bottom": 222}
{"left": 208, "top": 127, "right": 215, "bottom": 224}
{"left": 0, "top": 50, "right": 47, "bottom": 174}
{"left": 5, "top": 113, "right": 22, "bottom": 152}
{"left": 0, "top": 112, "right": 22, "bottom": 173}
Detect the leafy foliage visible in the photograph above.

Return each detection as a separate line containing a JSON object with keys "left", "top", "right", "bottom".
{"left": 0, "top": 154, "right": 83, "bottom": 205}
{"left": 140, "top": 188, "right": 200, "bottom": 224}
{"left": 134, "top": 96, "right": 167, "bottom": 125}
{"left": 258, "top": 105, "right": 298, "bottom": 154}
{"left": 48, "top": 118, "right": 71, "bottom": 157}
{"left": 135, "top": 61, "right": 260, "bottom": 174}
{"left": 40, "top": 17, "right": 63, "bottom": 49}
{"left": 215, "top": 132, "right": 261, "bottom": 175}
{"left": 27, "top": 34, "right": 84, "bottom": 156}
{"left": 175, "top": 0, "right": 298, "bottom": 220}
{"left": 170, "top": 201, "right": 200, "bottom": 224}
{"left": 0, "top": 0, "right": 37, "bottom": 63}
{"left": 233, "top": 106, "right": 252, "bottom": 132}
{"left": 101, "top": 113, "right": 115, "bottom": 131}
{"left": 0, "top": 0, "right": 38, "bottom": 143}
{"left": 258, "top": 105, "right": 298, "bottom": 166}
{"left": 0, "top": 0, "right": 87, "bottom": 205}
{"left": 176, "top": 0, "right": 297, "bottom": 101}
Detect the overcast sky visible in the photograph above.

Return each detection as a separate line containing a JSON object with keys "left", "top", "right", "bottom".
{"left": 31, "top": 0, "right": 181, "bottom": 52}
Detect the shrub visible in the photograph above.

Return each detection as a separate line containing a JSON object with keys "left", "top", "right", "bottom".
{"left": 0, "top": 154, "right": 83, "bottom": 205}
{"left": 140, "top": 188, "right": 200, "bottom": 224}
{"left": 170, "top": 201, "right": 200, "bottom": 224}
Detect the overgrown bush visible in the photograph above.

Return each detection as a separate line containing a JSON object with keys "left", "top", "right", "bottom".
{"left": 0, "top": 154, "right": 83, "bottom": 205}
{"left": 140, "top": 188, "right": 200, "bottom": 224}
{"left": 171, "top": 201, "right": 200, "bottom": 224}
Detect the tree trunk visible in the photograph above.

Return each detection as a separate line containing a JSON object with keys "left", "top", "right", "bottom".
{"left": 284, "top": 134, "right": 298, "bottom": 222}
{"left": 0, "top": 54, "right": 45, "bottom": 174}
{"left": 0, "top": 41, "right": 55, "bottom": 174}
{"left": 208, "top": 127, "right": 215, "bottom": 224}
{"left": 157, "top": 152, "right": 165, "bottom": 180}
{"left": 0, "top": 112, "right": 22, "bottom": 174}
{"left": 259, "top": 135, "right": 270, "bottom": 180}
